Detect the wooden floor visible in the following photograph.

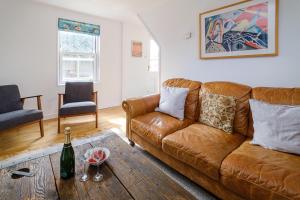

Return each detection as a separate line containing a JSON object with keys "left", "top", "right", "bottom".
{"left": 0, "top": 106, "right": 126, "bottom": 161}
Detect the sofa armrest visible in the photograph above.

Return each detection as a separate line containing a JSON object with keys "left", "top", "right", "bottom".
{"left": 122, "top": 94, "right": 160, "bottom": 140}
{"left": 122, "top": 94, "right": 160, "bottom": 118}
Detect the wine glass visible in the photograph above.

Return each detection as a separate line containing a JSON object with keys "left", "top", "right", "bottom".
{"left": 84, "top": 147, "right": 110, "bottom": 182}
{"left": 79, "top": 156, "right": 89, "bottom": 182}
{"left": 93, "top": 162, "right": 103, "bottom": 182}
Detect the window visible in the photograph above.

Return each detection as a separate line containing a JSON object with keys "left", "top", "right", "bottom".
{"left": 149, "top": 39, "right": 160, "bottom": 72}
{"left": 58, "top": 31, "right": 99, "bottom": 85}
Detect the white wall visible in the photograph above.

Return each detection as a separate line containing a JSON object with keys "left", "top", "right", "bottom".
{"left": 122, "top": 22, "right": 159, "bottom": 99}
{"left": 0, "top": 0, "right": 123, "bottom": 119}
{"left": 140, "top": 0, "right": 300, "bottom": 88}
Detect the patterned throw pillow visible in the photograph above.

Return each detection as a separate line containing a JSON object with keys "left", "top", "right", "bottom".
{"left": 199, "top": 93, "right": 236, "bottom": 133}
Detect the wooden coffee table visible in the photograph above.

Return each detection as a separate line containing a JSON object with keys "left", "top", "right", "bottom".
{"left": 0, "top": 133, "right": 196, "bottom": 200}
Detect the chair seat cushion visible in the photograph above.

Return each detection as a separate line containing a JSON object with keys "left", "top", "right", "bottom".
{"left": 59, "top": 101, "right": 96, "bottom": 116}
{"left": 220, "top": 140, "right": 300, "bottom": 200}
{"left": 0, "top": 109, "right": 43, "bottom": 131}
{"left": 131, "top": 112, "right": 192, "bottom": 148}
{"left": 162, "top": 124, "right": 245, "bottom": 181}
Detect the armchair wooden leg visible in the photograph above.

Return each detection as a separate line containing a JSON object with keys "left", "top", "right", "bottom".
{"left": 95, "top": 111, "right": 98, "bottom": 128}
{"left": 39, "top": 120, "right": 44, "bottom": 137}
{"left": 58, "top": 116, "right": 61, "bottom": 133}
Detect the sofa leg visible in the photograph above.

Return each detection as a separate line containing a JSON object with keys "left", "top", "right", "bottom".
{"left": 39, "top": 120, "right": 44, "bottom": 137}
{"left": 129, "top": 139, "right": 135, "bottom": 147}
{"left": 58, "top": 116, "right": 61, "bottom": 133}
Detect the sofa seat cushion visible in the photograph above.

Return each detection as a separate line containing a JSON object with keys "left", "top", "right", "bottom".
{"left": 131, "top": 112, "right": 192, "bottom": 148}
{"left": 0, "top": 109, "right": 43, "bottom": 131}
{"left": 59, "top": 101, "right": 96, "bottom": 116}
{"left": 162, "top": 124, "right": 245, "bottom": 181}
{"left": 220, "top": 140, "right": 300, "bottom": 200}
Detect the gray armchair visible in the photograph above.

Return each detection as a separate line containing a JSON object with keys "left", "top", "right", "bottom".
{"left": 0, "top": 85, "right": 44, "bottom": 137}
{"left": 58, "top": 82, "right": 98, "bottom": 133}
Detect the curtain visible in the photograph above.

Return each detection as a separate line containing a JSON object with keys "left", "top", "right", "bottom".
{"left": 58, "top": 18, "right": 100, "bottom": 36}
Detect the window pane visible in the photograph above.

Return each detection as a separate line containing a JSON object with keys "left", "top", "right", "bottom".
{"left": 79, "top": 61, "right": 94, "bottom": 80}
{"left": 62, "top": 58, "right": 77, "bottom": 80}
{"left": 59, "top": 30, "right": 99, "bottom": 84}
{"left": 60, "top": 31, "right": 95, "bottom": 53}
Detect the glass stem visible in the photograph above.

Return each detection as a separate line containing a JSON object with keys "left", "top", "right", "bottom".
{"left": 97, "top": 164, "right": 100, "bottom": 176}
{"left": 84, "top": 162, "right": 88, "bottom": 175}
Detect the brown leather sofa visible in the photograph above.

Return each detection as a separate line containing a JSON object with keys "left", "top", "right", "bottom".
{"left": 122, "top": 78, "right": 300, "bottom": 200}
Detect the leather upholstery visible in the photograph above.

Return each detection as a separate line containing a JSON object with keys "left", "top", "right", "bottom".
{"left": 162, "top": 124, "right": 245, "bottom": 180}
{"left": 200, "top": 82, "right": 251, "bottom": 135}
{"left": 131, "top": 112, "right": 192, "bottom": 148}
{"left": 248, "top": 87, "right": 300, "bottom": 137}
{"left": 163, "top": 78, "right": 201, "bottom": 121}
{"left": 132, "top": 132, "right": 244, "bottom": 200}
{"left": 0, "top": 85, "right": 23, "bottom": 114}
{"left": 122, "top": 94, "right": 160, "bottom": 140}
{"left": 122, "top": 94, "right": 160, "bottom": 119}
{"left": 122, "top": 79, "right": 300, "bottom": 200}
{"left": 221, "top": 140, "right": 300, "bottom": 200}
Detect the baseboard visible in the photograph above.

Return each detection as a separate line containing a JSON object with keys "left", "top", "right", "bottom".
{"left": 44, "top": 113, "right": 57, "bottom": 120}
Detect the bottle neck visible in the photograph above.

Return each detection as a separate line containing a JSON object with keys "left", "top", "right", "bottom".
{"left": 64, "top": 132, "right": 71, "bottom": 144}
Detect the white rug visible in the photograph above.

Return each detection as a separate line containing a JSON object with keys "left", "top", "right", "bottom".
{"left": 0, "top": 129, "right": 121, "bottom": 169}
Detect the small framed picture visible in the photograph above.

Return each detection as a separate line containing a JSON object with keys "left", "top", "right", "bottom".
{"left": 199, "top": 0, "right": 279, "bottom": 59}
{"left": 131, "top": 41, "right": 143, "bottom": 57}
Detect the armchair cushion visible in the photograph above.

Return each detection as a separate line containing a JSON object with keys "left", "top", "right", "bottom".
{"left": 64, "top": 82, "right": 94, "bottom": 103}
{"left": 0, "top": 85, "right": 23, "bottom": 114}
{"left": 59, "top": 101, "right": 97, "bottom": 116}
{"left": 0, "top": 109, "right": 43, "bottom": 131}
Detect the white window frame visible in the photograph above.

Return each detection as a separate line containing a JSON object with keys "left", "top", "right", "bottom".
{"left": 57, "top": 30, "right": 100, "bottom": 86}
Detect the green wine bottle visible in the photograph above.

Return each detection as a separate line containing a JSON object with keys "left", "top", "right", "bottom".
{"left": 60, "top": 127, "right": 75, "bottom": 179}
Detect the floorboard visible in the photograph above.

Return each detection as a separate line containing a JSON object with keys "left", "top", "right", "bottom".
{"left": 0, "top": 106, "right": 126, "bottom": 160}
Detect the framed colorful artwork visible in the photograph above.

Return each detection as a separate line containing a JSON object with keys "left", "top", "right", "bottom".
{"left": 199, "top": 0, "right": 278, "bottom": 59}
{"left": 131, "top": 41, "right": 143, "bottom": 57}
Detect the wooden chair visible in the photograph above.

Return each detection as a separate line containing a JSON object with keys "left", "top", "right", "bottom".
{"left": 0, "top": 85, "right": 44, "bottom": 137}
{"left": 57, "top": 82, "right": 98, "bottom": 133}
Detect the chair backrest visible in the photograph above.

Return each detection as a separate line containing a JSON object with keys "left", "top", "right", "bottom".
{"left": 0, "top": 85, "right": 23, "bottom": 114}
{"left": 64, "top": 82, "right": 94, "bottom": 104}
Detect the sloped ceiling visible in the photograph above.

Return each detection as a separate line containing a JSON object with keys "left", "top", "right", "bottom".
{"left": 33, "top": 0, "right": 169, "bottom": 23}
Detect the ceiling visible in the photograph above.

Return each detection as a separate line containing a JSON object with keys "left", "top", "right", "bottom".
{"left": 33, "top": 0, "right": 169, "bottom": 23}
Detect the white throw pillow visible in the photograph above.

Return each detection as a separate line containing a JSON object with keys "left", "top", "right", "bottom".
{"left": 155, "top": 87, "right": 189, "bottom": 120}
{"left": 250, "top": 99, "right": 300, "bottom": 155}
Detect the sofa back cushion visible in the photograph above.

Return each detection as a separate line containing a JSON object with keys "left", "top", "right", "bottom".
{"left": 163, "top": 78, "right": 201, "bottom": 121}
{"left": 0, "top": 85, "right": 23, "bottom": 114}
{"left": 200, "top": 82, "right": 252, "bottom": 135}
{"left": 248, "top": 87, "right": 300, "bottom": 137}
